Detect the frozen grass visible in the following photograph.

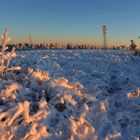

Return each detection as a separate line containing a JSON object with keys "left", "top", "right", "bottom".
{"left": 0, "top": 49, "right": 140, "bottom": 140}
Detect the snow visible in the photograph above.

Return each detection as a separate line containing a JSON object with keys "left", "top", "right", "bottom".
{"left": 0, "top": 49, "right": 140, "bottom": 140}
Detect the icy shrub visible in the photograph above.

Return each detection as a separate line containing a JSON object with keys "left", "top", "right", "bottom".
{"left": 0, "top": 29, "right": 21, "bottom": 77}
{"left": 133, "top": 49, "right": 140, "bottom": 56}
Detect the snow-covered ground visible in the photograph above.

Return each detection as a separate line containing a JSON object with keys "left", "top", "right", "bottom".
{"left": 0, "top": 49, "right": 140, "bottom": 140}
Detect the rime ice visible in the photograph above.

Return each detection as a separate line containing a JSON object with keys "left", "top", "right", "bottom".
{"left": 0, "top": 49, "right": 140, "bottom": 140}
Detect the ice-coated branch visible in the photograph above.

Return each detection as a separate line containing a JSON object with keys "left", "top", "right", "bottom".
{"left": 0, "top": 28, "right": 21, "bottom": 76}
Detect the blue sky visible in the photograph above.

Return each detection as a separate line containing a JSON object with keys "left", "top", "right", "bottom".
{"left": 0, "top": 0, "right": 140, "bottom": 45}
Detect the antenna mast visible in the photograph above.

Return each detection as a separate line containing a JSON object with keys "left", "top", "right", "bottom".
{"left": 29, "top": 34, "right": 32, "bottom": 46}
{"left": 103, "top": 25, "right": 108, "bottom": 48}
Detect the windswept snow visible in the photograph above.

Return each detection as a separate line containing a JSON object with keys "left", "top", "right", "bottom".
{"left": 0, "top": 49, "right": 140, "bottom": 140}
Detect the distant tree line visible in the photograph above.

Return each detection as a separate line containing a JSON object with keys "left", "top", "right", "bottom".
{"left": 0, "top": 42, "right": 138, "bottom": 52}
{"left": 66, "top": 43, "right": 127, "bottom": 50}
{"left": 0, "top": 42, "right": 61, "bottom": 51}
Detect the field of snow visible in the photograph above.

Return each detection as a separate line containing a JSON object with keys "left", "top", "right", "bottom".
{"left": 0, "top": 49, "right": 140, "bottom": 140}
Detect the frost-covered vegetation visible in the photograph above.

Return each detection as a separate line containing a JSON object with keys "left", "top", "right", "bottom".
{"left": 0, "top": 48, "right": 140, "bottom": 140}
{"left": 0, "top": 29, "right": 21, "bottom": 77}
